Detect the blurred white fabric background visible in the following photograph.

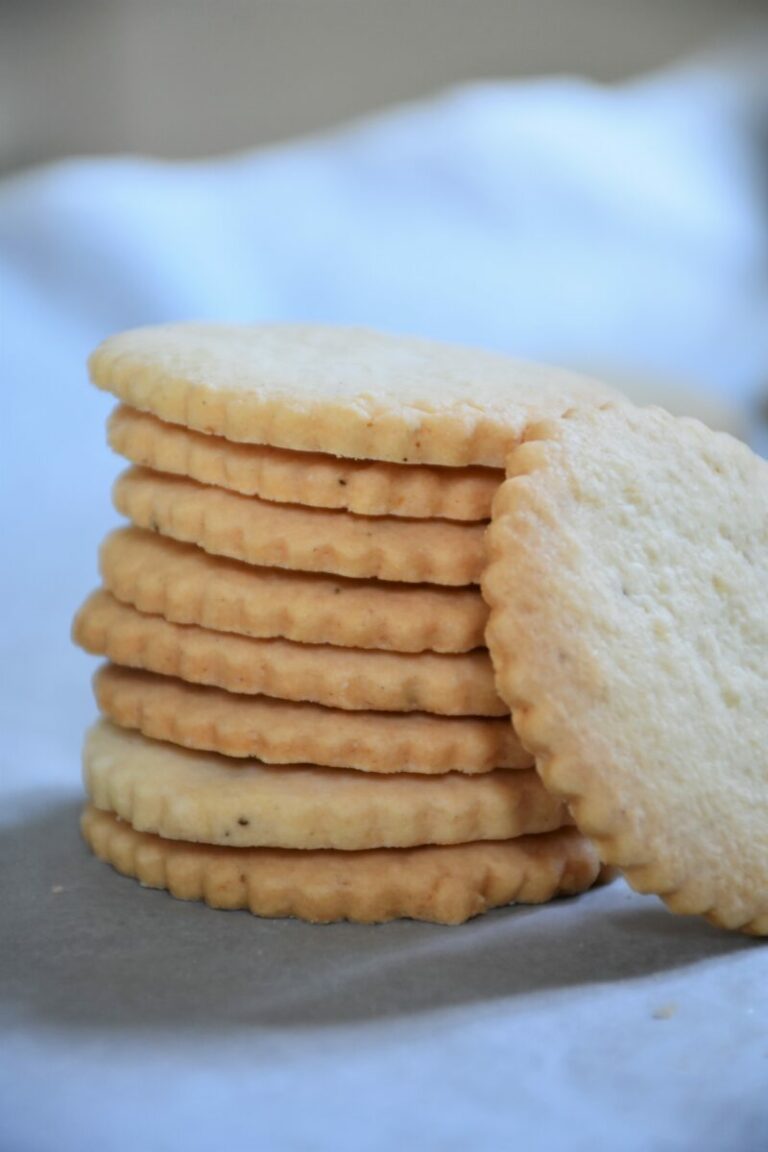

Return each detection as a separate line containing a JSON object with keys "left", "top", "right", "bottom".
{"left": 2, "top": 53, "right": 768, "bottom": 1152}
{"left": 3, "top": 57, "right": 766, "bottom": 416}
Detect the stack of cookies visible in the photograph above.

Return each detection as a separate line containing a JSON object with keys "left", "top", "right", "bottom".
{"left": 73, "top": 324, "right": 613, "bottom": 923}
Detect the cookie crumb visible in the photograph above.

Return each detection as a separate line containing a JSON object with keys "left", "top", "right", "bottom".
{"left": 652, "top": 1003, "right": 677, "bottom": 1020}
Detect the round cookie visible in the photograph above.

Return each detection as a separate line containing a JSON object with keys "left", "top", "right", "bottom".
{"left": 81, "top": 806, "right": 603, "bottom": 925}
{"left": 94, "top": 665, "right": 531, "bottom": 774}
{"left": 90, "top": 323, "right": 615, "bottom": 467}
{"left": 100, "top": 528, "right": 489, "bottom": 654}
{"left": 83, "top": 722, "right": 568, "bottom": 849}
{"left": 109, "top": 405, "right": 500, "bottom": 521}
{"left": 483, "top": 404, "right": 768, "bottom": 934}
{"left": 74, "top": 590, "right": 506, "bottom": 716}
{"left": 113, "top": 467, "right": 486, "bottom": 586}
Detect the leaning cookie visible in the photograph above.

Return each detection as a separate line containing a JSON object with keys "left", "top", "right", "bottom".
{"left": 483, "top": 403, "right": 768, "bottom": 934}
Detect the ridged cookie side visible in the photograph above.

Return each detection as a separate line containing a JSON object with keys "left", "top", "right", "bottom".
{"left": 82, "top": 722, "right": 567, "bottom": 849}
{"left": 74, "top": 590, "right": 507, "bottom": 716}
{"left": 108, "top": 405, "right": 500, "bottom": 521}
{"left": 113, "top": 467, "right": 486, "bottom": 586}
{"left": 94, "top": 665, "right": 532, "bottom": 773}
{"left": 81, "top": 806, "right": 602, "bottom": 924}
{"left": 100, "top": 528, "right": 489, "bottom": 654}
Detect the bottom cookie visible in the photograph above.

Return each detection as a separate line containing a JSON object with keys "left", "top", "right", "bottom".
{"left": 81, "top": 805, "right": 605, "bottom": 925}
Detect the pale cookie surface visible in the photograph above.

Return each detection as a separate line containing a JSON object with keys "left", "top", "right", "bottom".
{"left": 81, "top": 806, "right": 602, "bottom": 924}
{"left": 114, "top": 467, "right": 486, "bottom": 586}
{"left": 74, "top": 590, "right": 506, "bottom": 716}
{"left": 109, "top": 405, "right": 500, "bottom": 521}
{"left": 90, "top": 323, "right": 614, "bottom": 467}
{"left": 483, "top": 404, "right": 768, "bottom": 935}
{"left": 101, "top": 528, "right": 489, "bottom": 653}
{"left": 94, "top": 665, "right": 531, "bottom": 773}
{"left": 83, "top": 722, "right": 567, "bottom": 849}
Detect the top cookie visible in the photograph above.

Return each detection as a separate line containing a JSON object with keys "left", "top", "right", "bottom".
{"left": 89, "top": 324, "right": 614, "bottom": 467}
{"left": 483, "top": 404, "right": 768, "bottom": 934}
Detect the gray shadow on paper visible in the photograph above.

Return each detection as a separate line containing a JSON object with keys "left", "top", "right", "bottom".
{"left": 0, "top": 796, "right": 756, "bottom": 1033}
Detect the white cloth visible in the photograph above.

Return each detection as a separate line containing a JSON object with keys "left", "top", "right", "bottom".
{"left": 1, "top": 63, "right": 766, "bottom": 1152}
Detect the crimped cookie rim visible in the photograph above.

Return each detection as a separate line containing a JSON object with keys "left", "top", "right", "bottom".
{"left": 483, "top": 403, "right": 768, "bottom": 936}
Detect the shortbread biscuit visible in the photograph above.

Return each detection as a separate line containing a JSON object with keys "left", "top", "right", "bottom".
{"left": 483, "top": 404, "right": 768, "bottom": 935}
{"left": 101, "top": 528, "right": 489, "bottom": 653}
{"left": 90, "top": 323, "right": 615, "bottom": 467}
{"left": 94, "top": 665, "right": 530, "bottom": 773}
{"left": 83, "top": 722, "right": 567, "bottom": 849}
{"left": 114, "top": 468, "right": 486, "bottom": 586}
{"left": 81, "top": 806, "right": 602, "bottom": 924}
{"left": 109, "top": 405, "right": 500, "bottom": 521}
{"left": 74, "top": 590, "right": 506, "bottom": 716}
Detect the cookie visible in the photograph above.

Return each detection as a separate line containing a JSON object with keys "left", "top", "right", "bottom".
{"left": 93, "top": 665, "right": 530, "bottom": 773}
{"left": 74, "top": 590, "right": 506, "bottom": 716}
{"left": 483, "top": 404, "right": 768, "bottom": 934}
{"left": 113, "top": 467, "right": 486, "bottom": 586}
{"left": 90, "top": 323, "right": 615, "bottom": 467}
{"left": 84, "top": 722, "right": 567, "bottom": 849}
{"left": 108, "top": 405, "right": 500, "bottom": 521}
{"left": 101, "top": 528, "right": 489, "bottom": 654}
{"left": 81, "top": 806, "right": 602, "bottom": 924}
